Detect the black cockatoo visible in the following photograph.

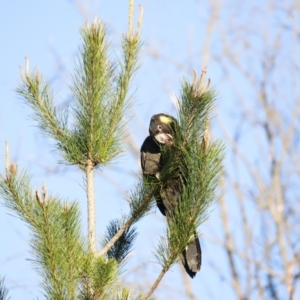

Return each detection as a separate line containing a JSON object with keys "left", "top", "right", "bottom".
{"left": 140, "top": 113, "right": 201, "bottom": 278}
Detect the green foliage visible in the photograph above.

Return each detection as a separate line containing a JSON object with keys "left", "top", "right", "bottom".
{"left": 178, "top": 78, "right": 216, "bottom": 144}
{"left": 91, "top": 257, "right": 119, "bottom": 299}
{"left": 69, "top": 20, "right": 140, "bottom": 167}
{"left": 103, "top": 218, "right": 138, "bottom": 263}
{"left": 16, "top": 68, "right": 70, "bottom": 161}
{"left": 17, "top": 17, "right": 141, "bottom": 169}
{"left": 127, "top": 179, "right": 157, "bottom": 221}
{"left": 79, "top": 256, "right": 119, "bottom": 300}
{"left": 0, "top": 168, "right": 86, "bottom": 299}
{"left": 98, "top": 179, "right": 158, "bottom": 261}
{"left": 0, "top": 3, "right": 159, "bottom": 299}
{"left": 153, "top": 74, "right": 224, "bottom": 272}
{"left": 111, "top": 287, "right": 155, "bottom": 300}
{"left": 0, "top": 166, "right": 152, "bottom": 300}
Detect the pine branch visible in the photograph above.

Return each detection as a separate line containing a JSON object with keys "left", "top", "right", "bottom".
{"left": 0, "top": 1, "right": 176, "bottom": 299}
{"left": 79, "top": 255, "right": 120, "bottom": 300}
{"left": 70, "top": 9, "right": 142, "bottom": 253}
{"left": 98, "top": 185, "right": 155, "bottom": 257}
{"left": 107, "top": 287, "right": 154, "bottom": 300}
{"left": 110, "top": 286, "right": 154, "bottom": 300}
{"left": 0, "top": 162, "right": 86, "bottom": 299}
{"left": 17, "top": 59, "right": 69, "bottom": 150}
{"left": 103, "top": 218, "right": 138, "bottom": 263}
{"left": 70, "top": 8, "right": 142, "bottom": 168}
{"left": 178, "top": 69, "right": 215, "bottom": 147}
{"left": 71, "top": 19, "right": 117, "bottom": 166}
{"left": 91, "top": 257, "right": 119, "bottom": 299}
{"left": 145, "top": 264, "right": 170, "bottom": 299}
{"left": 16, "top": 0, "right": 143, "bottom": 268}
{"left": 151, "top": 70, "right": 224, "bottom": 285}
{"left": 146, "top": 228, "right": 190, "bottom": 299}
{"left": 0, "top": 277, "right": 10, "bottom": 300}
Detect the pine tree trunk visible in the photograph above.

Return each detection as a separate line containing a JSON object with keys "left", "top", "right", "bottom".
{"left": 86, "top": 159, "right": 96, "bottom": 253}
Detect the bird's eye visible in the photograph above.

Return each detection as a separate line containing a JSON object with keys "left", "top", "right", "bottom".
{"left": 158, "top": 125, "right": 162, "bottom": 130}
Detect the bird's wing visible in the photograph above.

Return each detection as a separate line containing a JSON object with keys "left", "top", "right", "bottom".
{"left": 140, "top": 136, "right": 161, "bottom": 175}
{"left": 140, "top": 136, "right": 167, "bottom": 216}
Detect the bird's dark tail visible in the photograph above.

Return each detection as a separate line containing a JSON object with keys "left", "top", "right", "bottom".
{"left": 181, "top": 235, "right": 201, "bottom": 278}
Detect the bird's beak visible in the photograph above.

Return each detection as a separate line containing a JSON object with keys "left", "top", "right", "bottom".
{"left": 154, "top": 133, "right": 173, "bottom": 145}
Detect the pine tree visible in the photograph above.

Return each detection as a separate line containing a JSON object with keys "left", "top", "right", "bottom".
{"left": 144, "top": 70, "right": 224, "bottom": 298}
{"left": 0, "top": 1, "right": 223, "bottom": 299}
{"left": 0, "top": 277, "right": 10, "bottom": 300}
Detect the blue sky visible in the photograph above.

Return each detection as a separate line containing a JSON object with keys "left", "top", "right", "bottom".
{"left": 1, "top": 0, "right": 298, "bottom": 299}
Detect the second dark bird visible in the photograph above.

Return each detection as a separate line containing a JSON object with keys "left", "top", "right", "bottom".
{"left": 140, "top": 113, "right": 201, "bottom": 278}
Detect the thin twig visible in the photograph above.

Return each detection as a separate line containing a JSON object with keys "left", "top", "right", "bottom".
{"left": 145, "top": 265, "right": 169, "bottom": 299}
{"left": 219, "top": 176, "right": 244, "bottom": 299}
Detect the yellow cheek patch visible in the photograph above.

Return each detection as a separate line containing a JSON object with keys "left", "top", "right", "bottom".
{"left": 159, "top": 115, "right": 172, "bottom": 124}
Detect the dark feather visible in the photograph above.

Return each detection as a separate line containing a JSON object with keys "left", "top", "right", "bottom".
{"left": 140, "top": 136, "right": 161, "bottom": 175}
{"left": 140, "top": 135, "right": 167, "bottom": 216}
{"left": 181, "top": 234, "right": 202, "bottom": 278}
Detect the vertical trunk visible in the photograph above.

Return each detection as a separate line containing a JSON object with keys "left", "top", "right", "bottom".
{"left": 86, "top": 159, "right": 96, "bottom": 253}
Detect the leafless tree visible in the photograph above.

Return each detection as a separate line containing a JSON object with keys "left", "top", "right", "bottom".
{"left": 210, "top": 1, "right": 300, "bottom": 299}
{"left": 138, "top": 1, "right": 300, "bottom": 299}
